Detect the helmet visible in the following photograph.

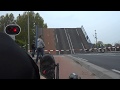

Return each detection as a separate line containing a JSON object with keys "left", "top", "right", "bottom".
{"left": 69, "top": 73, "right": 78, "bottom": 79}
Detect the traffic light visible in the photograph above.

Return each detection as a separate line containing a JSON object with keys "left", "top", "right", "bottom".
{"left": 4, "top": 24, "right": 21, "bottom": 35}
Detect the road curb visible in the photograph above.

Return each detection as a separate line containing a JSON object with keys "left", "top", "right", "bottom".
{"left": 67, "top": 55, "right": 120, "bottom": 79}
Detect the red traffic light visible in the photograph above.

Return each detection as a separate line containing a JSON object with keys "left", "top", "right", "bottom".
{"left": 13, "top": 28, "right": 17, "bottom": 32}
{"left": 4, "top": 24, "right": 21, "bottom": 35}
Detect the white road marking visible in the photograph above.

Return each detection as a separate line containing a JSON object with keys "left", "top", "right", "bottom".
{"left": 112, "top": 69, "right": 120, "bottom": 74}
{"left": 83, "top": 59, "right": 88, "bottom": 62}
{"left": 81, "top": 43, "right": 85, "bottom": 51}
{"left": 67, "top": 31, "right": 75, "bottom": 54}
{"left": 77, "top": 57, "right": 82, "bottom": 59}
{"left": 48, "top": 42, "right": 49, "bottom": 44}
{"left": 77, "top": 53, "right": 120, "bottom": 57}
{"left": 76, "top": 29, "right": 79, "bottom": 36}
{"left": 65, "top": 29, "right": 72, "bottom": 54}
{"left": 77, "top": 57, "right": 88, "bottom": 62}
{"left": 98, "top": 54, "right": 120, "bottom": 57}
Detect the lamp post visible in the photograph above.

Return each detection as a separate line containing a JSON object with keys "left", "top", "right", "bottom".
{"left": 95, "top": 30, "right": 97, "bottom": 48}
{"left": 28, "top": 11, "right": 30, "bottom": 53}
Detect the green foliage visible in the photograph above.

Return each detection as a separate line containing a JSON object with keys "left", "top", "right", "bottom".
{"left": 104, "top": 44, "right": 112, "bottom": 47}
{"left": 43, "top": 23, "right": 48, "bottom": 28}
{"left": 15, "top": 39, "right": 26, "bottom": 47}
{"left": 96, "top": 41, "right": 104, "bottom": 48}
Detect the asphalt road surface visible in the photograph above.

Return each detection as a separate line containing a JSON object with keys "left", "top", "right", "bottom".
{"left": 54, "top": 28, "right": 85, "bottom": 54}
{"left": 71, "top": 53, "right": 120, "bottom": 75}
{"left": 54, "top": 28, "right": 71, "bottom": 54}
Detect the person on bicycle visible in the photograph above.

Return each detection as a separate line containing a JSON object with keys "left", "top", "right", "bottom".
{"left": 36, "top": 35, "right": 45, "bottom": 63}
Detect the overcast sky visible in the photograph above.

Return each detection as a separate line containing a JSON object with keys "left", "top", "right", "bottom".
{"left": 0, "top": 11, "right": 120, "bottom": 45}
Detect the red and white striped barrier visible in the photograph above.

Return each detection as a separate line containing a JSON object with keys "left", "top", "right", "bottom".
{"left": 43, "top": 48, "right": 88, "bottom": 52}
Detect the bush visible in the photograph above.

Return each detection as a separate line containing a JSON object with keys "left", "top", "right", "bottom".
{"left": 15, "top": 39, "right": 26, "bottom": 47}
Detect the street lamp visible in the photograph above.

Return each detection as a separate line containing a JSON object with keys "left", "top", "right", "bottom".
{"left": 28, "top": 11, "right": 30, "bottom": 53}
{"left": 95, "top": 30, "right": 97, "bottom": 48}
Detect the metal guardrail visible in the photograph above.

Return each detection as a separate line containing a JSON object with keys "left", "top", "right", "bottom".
{"left": 81, "top": 25, "right": 91, "bottom": 44}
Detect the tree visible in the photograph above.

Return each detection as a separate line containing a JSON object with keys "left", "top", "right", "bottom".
{"left": 43, "top": 23, "right": 48, "bottom": 28}
{"left": 15, "top": 11, "right": 47, "bottom": 50}
{"left": 9, "top": 13, "right": 14, "bottom": 23}
{"left": 0, "top": 15, "right": 5, "bottom": 32}
{"left": 34, "top": 13, "right": 44, "bottom": 27}
{"left": 96, "top": 41, "right": 104, "bottom": 48}
{"left": 0, "top": 13, "right": 15, "bottom": 32}
{"left": 114, "top": 43, "right": 120, "bottom": 47}
{"left": 0, "top": 11, "right": 47, "bottom": 50}
{"left": 104, "top": 44, "right": 112, "bottom": 47}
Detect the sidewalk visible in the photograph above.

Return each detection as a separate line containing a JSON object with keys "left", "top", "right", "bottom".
{"left": 32, "top": 54, "right": 98, "bottom": 79}
{"left": 54, "top": 55, "right": 98, "bottom": 79}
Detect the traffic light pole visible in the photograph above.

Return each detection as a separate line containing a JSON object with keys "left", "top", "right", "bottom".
{"left": 28, "top": 11, "right": 30, "bottom": 53}
{"left": 35, "top": 25, "right": 38, "bottom": 49}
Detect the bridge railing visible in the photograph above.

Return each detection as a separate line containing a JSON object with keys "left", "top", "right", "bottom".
{"left": 81, "top": 25, "right": 91, "bottom": 44}
{"left": 81, "top": 26, "right": 92, "bottom": 49}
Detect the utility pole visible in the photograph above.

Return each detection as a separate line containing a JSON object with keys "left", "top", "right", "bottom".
{"left": 28, "top": 11, "right": 30, "bottom": 53}
{"left": 95, "top": 30, "right": 97, "bottom": 48}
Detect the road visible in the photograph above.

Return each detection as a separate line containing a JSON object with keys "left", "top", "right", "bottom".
{"left": 54, "top": 28, "right": 71, "bottom": 54}
{"left": 71, "top": 53, "right": 120, "bottom": 75}
{"left": 54, "top": 28, "right": 85, "bottom": 54}
{"left": 67, "top": 28, "right": 84, "bottom": 54}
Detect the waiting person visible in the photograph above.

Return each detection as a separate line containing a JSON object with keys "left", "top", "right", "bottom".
{"left": 36, "top": 35, "right": 45, "bottom": 63}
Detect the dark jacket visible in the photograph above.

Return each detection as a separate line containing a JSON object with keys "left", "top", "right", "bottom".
{"left": 32, "top": 43, "right": 35, "bottom": 50}
{"left": 0, "top": 32, "right": 40, "bottom": 79}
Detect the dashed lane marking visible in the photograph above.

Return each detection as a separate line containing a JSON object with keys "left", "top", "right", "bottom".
{"left": 112, "top": 69, "right": 120, "bottom": 74}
